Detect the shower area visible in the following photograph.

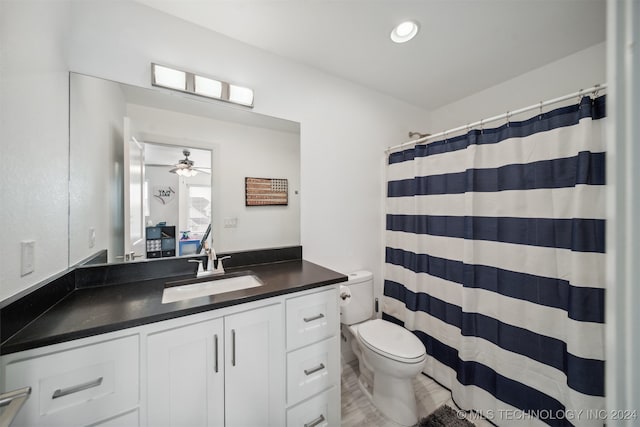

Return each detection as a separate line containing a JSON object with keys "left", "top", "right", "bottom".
{"left": 383, "top": 87, "right": 606, "bottom": 427}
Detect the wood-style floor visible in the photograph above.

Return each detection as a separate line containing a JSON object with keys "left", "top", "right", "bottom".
{"left": 340, "top": 360, "right": 494, "bottom": 427}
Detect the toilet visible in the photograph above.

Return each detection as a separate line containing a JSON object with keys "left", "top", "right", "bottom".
{"left": 340, "top": 271, "right": 426, "bottom": 426}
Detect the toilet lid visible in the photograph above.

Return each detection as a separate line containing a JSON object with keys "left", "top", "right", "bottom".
{"left": 357, "top": 319, "right": 426, "bottom": 363}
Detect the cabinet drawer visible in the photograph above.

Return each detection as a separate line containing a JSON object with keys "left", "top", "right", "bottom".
{"left": 89, "top": 409, "right": 139, "bottom": 427}
{"left": 286, "top": 336, "right": 339, "bottom": 406}
{"left": 286, "top": 288, "right": 338, "bottom": 350}
{"left": 286, "top": 386, "right": 339, "bottom": 427}
{"left": 4, "top": 335, "right": 139, "bottom": 427}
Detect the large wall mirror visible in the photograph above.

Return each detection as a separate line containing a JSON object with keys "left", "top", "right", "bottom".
{"left": 69, "top": 73, "right": 300, "bottom": 266}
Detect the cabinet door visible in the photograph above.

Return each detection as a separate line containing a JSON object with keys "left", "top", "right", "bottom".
{"left": 147, "top": 317, "right": 224, "bottom": 427}
{"left": 225, "top": 304, "right": 284, "bottom": 427}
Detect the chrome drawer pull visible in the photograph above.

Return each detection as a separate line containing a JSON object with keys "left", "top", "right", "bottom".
{"left": 52, "top": 377, "right": 103, "bottom": 399}
{"left": 304, "top": 414, "right": 326, "bottom": 427}
{"left": 303, "top": 363, "right": 325, "bottom": 376}
{"left": 303, "top": 313, "right": 324, "bottom": 323}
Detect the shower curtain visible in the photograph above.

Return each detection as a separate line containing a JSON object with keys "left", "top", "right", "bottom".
{"left": 383, "top": 95, "right": 606, "bottom": 427}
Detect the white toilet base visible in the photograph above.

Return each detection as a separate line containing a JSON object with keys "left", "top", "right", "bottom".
{"left": 343, "top": 322, "right": 425, "bottom": 427}
{"left": 371, "top": 371, "right": 419, "bottom": 426}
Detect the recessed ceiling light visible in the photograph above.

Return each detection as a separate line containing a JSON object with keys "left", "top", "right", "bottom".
{"left": 390, "top": 21, "right": 419, "bottom": 43}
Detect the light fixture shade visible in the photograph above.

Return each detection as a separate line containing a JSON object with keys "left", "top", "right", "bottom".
{"left": 229, "top": 85, "right": 254, "bottom": 106}
{"left": 151, "top": 63, "right": 254, "bottom": 108}
{"left": 390, "top": 21, "right": 419, "bottom": 43}
{"left": 152, "top": 64, "right": 187, "bottom": 90}
{"left": 194, "top": 75, "right": 223, "bottom": 99}
{"left": 175, "top": 168, "right": 198, "bottom": 177}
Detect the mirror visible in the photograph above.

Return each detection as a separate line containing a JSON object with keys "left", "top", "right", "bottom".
{"left": 69, "top": 73, "right": 300, "bottom": 266}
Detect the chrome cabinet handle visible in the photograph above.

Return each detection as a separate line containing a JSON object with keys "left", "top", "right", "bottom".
{"left": 304, "top": 414, "right": 326, "bottom": 427}
{"left": 303, "top": 363, "right": 325, "bottom": 376}
{"left": 303, "top": 313, "right": 324, "bottom": 323}
{"left": 0, "top": 387, "right": 31, "bottom": 427}
{"left": 0, "top": 387, "right": 31, "bottom": 407}
{"left": 231, "top": 329, "right": 236, "bottom": 367}
{"left": 52, "top": 377, "right": 103, "bottom": 399}
{"left": 214, "top": 334, "right": 219, "bottom": 373}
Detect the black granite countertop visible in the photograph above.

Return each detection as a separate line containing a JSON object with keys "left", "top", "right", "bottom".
{"left": 1, "top": 258, "right": 346, "bottom": 355}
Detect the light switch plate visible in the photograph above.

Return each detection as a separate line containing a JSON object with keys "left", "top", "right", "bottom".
{"left": 21, "top": 240, "right": 35, "bottom": 276}
{"left": 224, "top": 217, "right": 238, "bottom": 228}
{"left": 89, "top": 227, "right": 96, "bottom": 248}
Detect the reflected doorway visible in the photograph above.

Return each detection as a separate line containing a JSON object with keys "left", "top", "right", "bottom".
{"left": 131, "top": 141, "right": 212, "bottom": 261}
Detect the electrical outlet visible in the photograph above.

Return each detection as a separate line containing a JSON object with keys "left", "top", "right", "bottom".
{"left": 21, "top": 240, "right": 35, "bottom": 276}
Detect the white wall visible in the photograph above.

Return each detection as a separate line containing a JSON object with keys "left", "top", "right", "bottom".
{"left": 429, "top": 42, "right": 606, "bottom": 132}
{"left": 0, "top": 0, "right": 429, "bottom": 302}
{"left": 0, "top": 0, "right": 606, "bottom": 304}
{"left": 145, "top": 166, "right": 180, "bottom": 232}
{"left": 66, "top": 2, "right": 430, "bottom": 300}
{"left": 0, "top": 1, "right": 71, "bottom": 302}
{"left": 69, "top": 74, "right": 126, "bottom": 266}
{"left": 128, "top": 103, "right": 301, "bottom": 253}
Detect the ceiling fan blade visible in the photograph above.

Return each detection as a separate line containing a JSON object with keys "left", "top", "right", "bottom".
{"left": 194, "top": 168, "right": 211, "bottom": 174}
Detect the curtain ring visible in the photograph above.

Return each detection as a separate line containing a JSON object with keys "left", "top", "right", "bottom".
{"left": 591, "top": 85, "right": 600, "bottom": 109}
{"left": 577, "top": 88, "right": 583, "bottom": 108}
{"left": 539, "top": 101, "right": 543, "bottom": 119}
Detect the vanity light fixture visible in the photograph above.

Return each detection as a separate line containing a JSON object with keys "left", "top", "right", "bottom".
{"left": 194, "top": 75, "right": 223, "bottom": 99}
{"left": 390, "top": 21, "right": 419, "bottom": 43}
{"left": 229, "top": 84, "right": 254, "bottom": 106}
{"left": 152, "top": 64, "right": 187, "bottom": 90}
{"left": 151, "top": 63, "right": 254, "bottom": 107}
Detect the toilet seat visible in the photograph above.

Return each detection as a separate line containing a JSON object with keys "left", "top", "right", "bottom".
{"left": 357, "top": 319, "right": 426, "bottom": 364}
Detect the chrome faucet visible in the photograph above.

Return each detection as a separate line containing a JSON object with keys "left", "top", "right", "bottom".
{"left": 188, "top": 258, "right": 212, "bottom": 278}
{"left": 213, "top": 256, "right": 231, "bottom": 275}
{"left": 199, "top": 241, "right": 232, "bottom": 275}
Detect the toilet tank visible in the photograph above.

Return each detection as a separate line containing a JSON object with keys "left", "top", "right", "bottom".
{"left": 340, "top": 270, "right": 374, "bottom": 325}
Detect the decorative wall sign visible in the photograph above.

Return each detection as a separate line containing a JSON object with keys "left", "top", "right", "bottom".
{"left": 153, "top": 186, "right": 176, "bottom": 205}
{"left": 245, "top": 177, "right": 288, "bottom": 206}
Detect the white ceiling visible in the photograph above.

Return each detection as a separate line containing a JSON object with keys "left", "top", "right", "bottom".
{"left": 144, "top": 142, "right": 211, "bottom": 168}
{"left": 135, "top": 0, "right": 606, "bottom": 110}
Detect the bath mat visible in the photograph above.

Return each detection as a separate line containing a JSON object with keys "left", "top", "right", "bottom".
{"left": 417, "top": 405, "right": 475, "bottom": 427}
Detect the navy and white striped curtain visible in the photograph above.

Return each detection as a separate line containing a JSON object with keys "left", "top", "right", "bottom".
{"left": 383, "top": 96, "right": 606, "bottom": 427}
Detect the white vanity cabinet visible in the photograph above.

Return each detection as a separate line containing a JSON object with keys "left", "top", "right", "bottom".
{"left": 1, "top": 334, "right": 139, "bottom": 427}
{"left": 1, "top": 283, "right": 341, "bottom": 427}
{"left": 146, "top": 303, "right": 284, "bottom": 427}
{"left": 146, "top": 317, "right": 225, "bottom": 427}
{"left": 285, "top": 287, "right": 340, "bottom": 427}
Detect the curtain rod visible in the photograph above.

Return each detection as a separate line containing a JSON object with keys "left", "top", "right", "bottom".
{"left": 386, "top": 83, "right": 607, "bottom": 153}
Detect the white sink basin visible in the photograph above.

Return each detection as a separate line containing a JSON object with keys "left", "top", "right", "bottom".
{"left": 162, "top": 273, "right": 263, "bottom": 304}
